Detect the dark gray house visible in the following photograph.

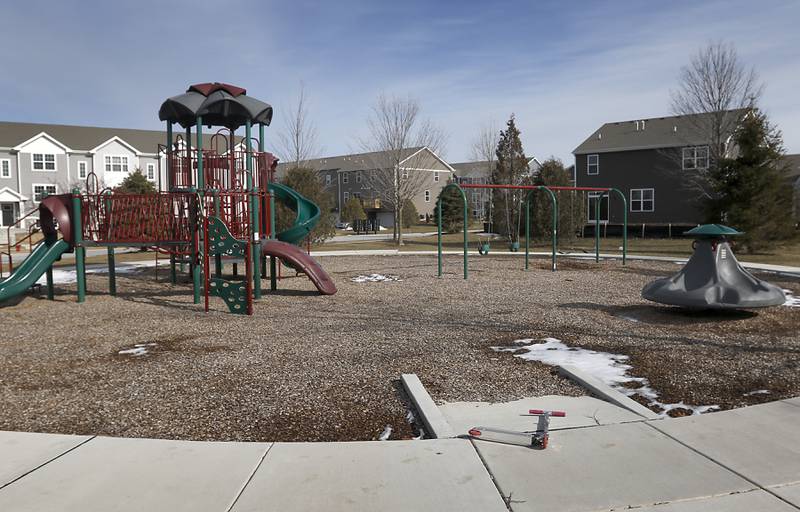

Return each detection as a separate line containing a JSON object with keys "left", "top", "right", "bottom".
{"left": 573, "top": 111, "right": 746, "bottom": 230}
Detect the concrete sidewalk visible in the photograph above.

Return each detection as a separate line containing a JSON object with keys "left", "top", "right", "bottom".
{"left": 2, "top": 397, "right": 798, "bottom": 511}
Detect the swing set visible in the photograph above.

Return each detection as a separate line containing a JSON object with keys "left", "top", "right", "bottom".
{"left": 436, "top": 183, "right": 628, "bottom": 279}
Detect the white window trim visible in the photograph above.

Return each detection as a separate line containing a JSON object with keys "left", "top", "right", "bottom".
{"left": 424, "top": 189, "right": 431, "bottom": 202}
{"left": 630, "top": 188, "right": 655, "bottom": 212}
{"left": 682, "top": 146, "right": 709, "bottom": 170}
{"left": 325, "top": 174, "right": 332, "bottom": 186}
{"left": 342, "top": 172, "right": 349, "bottom": 184}
{"left": 587, "top": 191, "right": 609, "bottom": 223}
{"left": 587, "top": 154, "right": 599, "bottom": 175}
{"left": 78, "top": 161, "right": 88, "bottom": 179}
{"left": 356, "top": 171, "right": 362, "bottom": 183}
{"left": 343, "top": 191, "right": 350, "bottom": 201}
{"left": 1, "top": 159, "right": 10, "bottom": 178}
{"left": 433, "top": 171, "right": 440, "bottom": 182}
{"left": 31, "top": 153, "right": 57, "bottom": 172}
{"left": 32, "top": 183, "right": 57, "bottom": 203}
{"left": 104, "top": 154, "right": 130, "bottom": 173}
{"left": 146, "top": 163, "right": 156, "bottom": 180}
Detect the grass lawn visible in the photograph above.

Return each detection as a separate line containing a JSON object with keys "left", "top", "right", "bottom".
{"left": 318, "top": 233, "right": 800, "bottom": 266}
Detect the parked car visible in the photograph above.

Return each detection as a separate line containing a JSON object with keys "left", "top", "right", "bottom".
{"left": 335, "top": 221, "right": 351, "bottom": 230}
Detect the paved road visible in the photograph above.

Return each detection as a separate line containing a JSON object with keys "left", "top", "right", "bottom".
{"left": 1, "top": 396, "right": 798, "bottom": 511}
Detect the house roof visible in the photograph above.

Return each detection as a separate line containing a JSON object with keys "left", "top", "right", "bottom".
{"left": 783, "top": 153, "right": 800, "bottom": 180}
{"left": 573, "top": 110, "right": 748, "bottom": 155}
{"left": 0, "top": 121, "right": 233, "bottom": 154}
{"left": 278, "top": 147, "right": 432, "bottom": 173}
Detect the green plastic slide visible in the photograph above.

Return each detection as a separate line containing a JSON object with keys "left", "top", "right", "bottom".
{"left": 0, "top": 240, "right": 69, "bottom": 302}
{"left": 268, "top": 182, "right": 321, "bottom": 245}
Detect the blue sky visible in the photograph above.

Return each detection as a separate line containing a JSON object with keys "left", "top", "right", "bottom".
{"left": 1, "top": 0, "right": 798, "bottom": 163}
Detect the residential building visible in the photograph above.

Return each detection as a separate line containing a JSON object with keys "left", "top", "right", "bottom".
{"left": 450, "top": 157, "right": 542, "bottom": 221}
{"left": 0, "top": 121, "right": 181, "bottom": 229}
{"left": 573, "top": 111, "right": 746, "bottom": 229}
{"left": 278, "top": 147, "right": 454, "bottom": 227}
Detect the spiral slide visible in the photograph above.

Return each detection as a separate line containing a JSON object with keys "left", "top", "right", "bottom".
{"left": 263, "top": 183, "right": 336, "bottom": 295}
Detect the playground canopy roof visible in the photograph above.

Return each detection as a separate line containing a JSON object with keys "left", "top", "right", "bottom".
{"left": 158, "top": 83, "right": 273, "bottom": 130}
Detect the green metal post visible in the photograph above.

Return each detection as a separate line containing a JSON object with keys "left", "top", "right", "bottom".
{"left": 437, "top": 196, "right": 443, "bottom": 277}
{"left": 72, "top": 189, "right": 86, "bottom": 303}
{"left": 611, "top": 188, "right": 627, "bottom": 265}
{"left": 595, "top": 195, "right": 601, "bottom": 263}
{"left": 45, "top": 267, "right": 54, "bottom": 300}
{"left": 525, "top": 194, "right": 530, "bottom": 270}
{"left": 436, "top": 183, "right": 468, "bottom": 279}
{"left": 167, "top": 122, "right": 177, "bottom": 283}
{"left": 269, "top": 190, "right": 277, "bottom": 291}
{"left": 246, "top": 120, "right": 261, "bottom": 300}
{"left": 542, "top": 187, "right": 558, "bottom": 271}
{"left": 259, "top": 123, "right": 267, "bottom": 279}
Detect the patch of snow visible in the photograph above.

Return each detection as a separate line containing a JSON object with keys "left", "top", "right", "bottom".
{"left": 618, "top": 314, "right": 641, "bottom": 323}
{"left": 743, "top": 389, "right": 770, "bottom": 397}
{"left": 379, "top": 226, "right": 387, "bottom": 231}
{"left": 351, "top": 273, "right": 401, "bottom": 283}
{"left": 783, "top": 289, "right": 800, "bottom": 308}
{"left": 379, "top": 425, "right": 392, "bottom": 441}
{"left": 118, "top": 343, "right": 157, "bottom": 357}
{"left": 35, "top": 262, "right": 152, "bottom": 285}
{"left": 494, "top": 338, "right": 719, "bottom": 417}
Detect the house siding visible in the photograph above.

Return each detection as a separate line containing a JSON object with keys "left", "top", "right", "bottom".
{"left": 575, "top": 148, "right": 704, "bottom": 226}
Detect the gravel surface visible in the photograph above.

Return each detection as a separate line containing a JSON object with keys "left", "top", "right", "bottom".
{"left": 0, "top": 254, "right": 798, "bottom": 442}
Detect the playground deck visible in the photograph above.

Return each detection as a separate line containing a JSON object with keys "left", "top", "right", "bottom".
{"left": 0, "top": 254, "right": 798, "bottom": 442}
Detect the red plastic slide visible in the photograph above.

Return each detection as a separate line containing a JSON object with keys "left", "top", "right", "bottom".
{"left": 260, "top": 240, "right": 337, "bottom": 295}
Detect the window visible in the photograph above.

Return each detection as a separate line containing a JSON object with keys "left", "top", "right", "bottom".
{"left": 356, "top": 171, "right": 362, "bottom": 183}
{"left": 146, "top": 163, "right": 155, "bottom": 180}
{"left": 32, "top": 153, "right": 56, "bottom": 171}
{"left": 424, "top": 190, "right": 430, "bottom": 202}
{"left": 682, "top": 146, "right": 709, "bottom": 170}
{"left": 33, "top": 184, "right": 57, "bottom": 202}
{"left": 78, "top": 161, "right": 87, "bottom": 179}
{"left": 342, "top": 172, "right": 349, "bottom": 184}
{"left": 587, "top": 154, "right": 599, "bottom": 175}
{"left": 433, "top": 171, "right": 440, "bottom": 182}
{"left": 353, "top": 192, "right": 362, "bottom": 199}
{"left": 104, "top": 155, "right": 129, "bottom": 172}
{"left": 343, "top": 191, "right": 349, "bottom": 201}
{"left": 401, "top": 169, "right": 409, "bottom": 179}
{"left": 587, "top": 192, "right": 609, "bottom": 222}
{"left": 1, "top": 160, "right": 10, "bottom": 178}
{"left": 370, "top": 170, "right": 376, "bottom": 181}
{"left": 630, "top": 188, "right": 654, "bottom": 212}
{"left": 325, "top": 174, "right": 332, "bottom": 186}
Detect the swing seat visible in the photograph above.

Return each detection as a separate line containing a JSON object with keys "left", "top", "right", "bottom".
{"left": 478, "top": 243, "right": 490, "bottom": 255}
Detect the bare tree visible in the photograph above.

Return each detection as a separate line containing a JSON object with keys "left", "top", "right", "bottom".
{"left": 359, "top": 93, "right": 447, "bottom": 245}
{"left": 469, "top": 119, "right": 499, "bottom": 223}
{"left": 276, "top": 82, "right": 321, "bottom": 168}
{"left": 669, "top": 41, "right": 763, "bottom": 196}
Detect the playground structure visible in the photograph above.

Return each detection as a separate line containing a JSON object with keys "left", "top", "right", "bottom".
{"left": 642, "top": 224, "right": 786, "bottom": 309}
{"left": 0, "top": 83, "right": 336, "bottom": 314}
{"left": 436, "top": 182, "right": 628, "bottom": 278}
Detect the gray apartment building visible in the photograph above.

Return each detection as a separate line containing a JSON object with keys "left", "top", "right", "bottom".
{"left": 573, "top": 111, "right": 746, "bottom": 229}
{"left": 450, "top": 157, "right": 542, "bottom": 221}
{"left": 278, "top": 147, "right": 454, "bottom": 227}
{"left": 0, "top": 121, "right": 175, "bottom": 229}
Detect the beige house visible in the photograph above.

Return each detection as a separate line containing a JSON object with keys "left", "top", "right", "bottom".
{"left": 278, "top": 147, "right": 455, "bottom": 227}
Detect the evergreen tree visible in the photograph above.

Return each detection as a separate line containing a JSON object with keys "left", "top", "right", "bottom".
{"left": 340, "top": 197, "right": 367, "bottom": 225}
{"left": 490, "top": 115, "right": 531, "bottom": 242}
{"left": 531, "top": 158, "right": 585, "bottom": 241}
{"left": 436, "top": 185, "right": 468, "bottom": 233}
{"left": 278, "top": 167, "right": 336, "bottom": 244}
{"left": 706, "top": 110, "right": 794, "bottom": 252}
{"left": 401, "top": 199, "right": 418, "bottom": 228}
{"left": 115, "top": 169, "right": 156, "bottom": 194}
